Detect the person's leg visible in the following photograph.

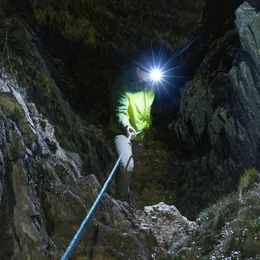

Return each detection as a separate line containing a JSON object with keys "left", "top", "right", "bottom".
{"left": 126, "top": 140, "right": 144, "bottom": 207}
{"left": 114, "top": 134, "right": 134, "bottom": 200}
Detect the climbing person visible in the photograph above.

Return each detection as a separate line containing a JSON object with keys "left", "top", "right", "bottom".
{"left": 108, "top": 50, "right": 158, "bottom": 202}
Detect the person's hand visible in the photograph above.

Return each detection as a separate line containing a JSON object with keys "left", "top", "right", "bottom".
{"left": 125, "top": 125, "right": 136, "bottom": 140}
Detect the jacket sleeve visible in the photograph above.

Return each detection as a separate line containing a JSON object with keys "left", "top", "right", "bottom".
{"left": 110, "top": 77, "right": 130, "bottom": 130}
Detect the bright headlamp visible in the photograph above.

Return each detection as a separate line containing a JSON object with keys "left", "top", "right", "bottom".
{"left": 150, "top": 68, "right": 163, "bottom": 82}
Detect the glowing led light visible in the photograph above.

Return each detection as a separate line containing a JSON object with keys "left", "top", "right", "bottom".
{"left": 150, "top": 68, "right": 162, "bottom": 82}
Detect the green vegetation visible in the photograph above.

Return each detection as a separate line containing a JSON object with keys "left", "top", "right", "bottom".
{"left": 32, "top": 0, "right": 205, "bottom": 51}
{"left": 238, "top": 168, "right": 258, "bottom": 200}
{"left": 248, "top": 217, "right": 260, "bottom": 232}
{"left": 171, "top": 173, "right": 260, "bottom": 259}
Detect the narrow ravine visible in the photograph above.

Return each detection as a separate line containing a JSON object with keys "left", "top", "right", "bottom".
{"left": 0, "top": 1, "right": 260, "bottom": 259}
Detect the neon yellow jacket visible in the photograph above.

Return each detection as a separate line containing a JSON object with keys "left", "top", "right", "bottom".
{"left": 108, "top": 66, "right": 155, "bottom": 141}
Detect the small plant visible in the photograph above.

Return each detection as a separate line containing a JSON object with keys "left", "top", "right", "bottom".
{"left": 248, "top": 217, "right": 260, "bottom": 232}
{"left": 238, "top": 168, "right": 258, "bottom": 200}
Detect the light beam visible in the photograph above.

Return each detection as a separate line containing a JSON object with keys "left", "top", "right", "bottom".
{"left": 150, "top": 68, "right": 163, "bottom": 82}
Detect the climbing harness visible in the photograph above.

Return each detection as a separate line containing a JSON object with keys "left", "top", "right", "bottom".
{"left": 61, "top": 130, "right": 142, "bottom": 259}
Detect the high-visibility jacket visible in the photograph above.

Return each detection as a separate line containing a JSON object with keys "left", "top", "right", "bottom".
{"left": 108, "top": 66, "right": 155, "bottom": 141}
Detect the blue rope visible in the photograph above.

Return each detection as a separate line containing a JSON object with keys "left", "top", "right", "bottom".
{"left": 61, "top": 133, "right": 134, "bottom": 259}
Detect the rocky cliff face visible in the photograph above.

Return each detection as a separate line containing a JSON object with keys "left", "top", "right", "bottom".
{"left": 0, "top": 11, "right": 147, "bottom": 259}
{"left": 0, "top": 53, "right": 194, "bottom": 259}
{"left": 1, "top": 0, "right": 260, "bottom": 259}
{"left": 0, "top": 5, "right": 195, "bottom": 260}
{"left": 173, "top": 1, "right": 260, "bottom": 216}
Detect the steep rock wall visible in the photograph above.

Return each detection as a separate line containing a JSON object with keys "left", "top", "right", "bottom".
{"left": 174, "top": 1, "right": 260, "bottom": 212}
{"left": 0, "top": 13, "right": 155, "bottom": 259}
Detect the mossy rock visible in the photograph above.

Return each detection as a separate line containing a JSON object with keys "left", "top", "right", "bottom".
{"left": 0, "top": 92, "right": 37, "bottom": 147}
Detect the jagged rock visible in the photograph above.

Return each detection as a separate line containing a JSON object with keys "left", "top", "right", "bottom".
{"left": 0, "top": 84, "right": 36, "bottom": 147}
{"left": 0, "top": 16, "right": 162, "bottom": 260}
{"left": 135, "top": 202, "right": 196, "bottom": 253}
{"left": 173, "top": 1, "right": 260, "bottom": 214}
{"left": 236, "top": 2, "right": 260, "bottom": 61}
{"left": 2, "top": 0, "right": 260, "bottom": 259}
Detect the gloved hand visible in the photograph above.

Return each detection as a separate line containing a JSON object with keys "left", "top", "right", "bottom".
{"left": 125, "top": 125, "right": 136, "bottom": 140}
